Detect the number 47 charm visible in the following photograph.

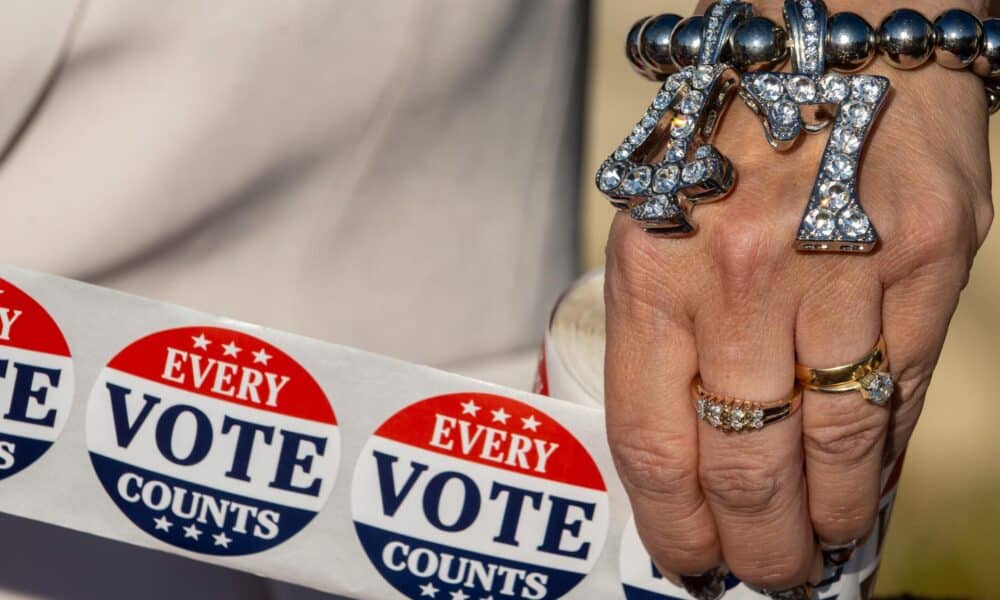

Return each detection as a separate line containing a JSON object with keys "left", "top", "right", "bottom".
{"left": 741, "top": 0, "right": 890, "bottom": 253}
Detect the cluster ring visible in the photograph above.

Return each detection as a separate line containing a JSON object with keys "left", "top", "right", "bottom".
{"left": 694, "top": 377, "right": 802, "bottom": 433}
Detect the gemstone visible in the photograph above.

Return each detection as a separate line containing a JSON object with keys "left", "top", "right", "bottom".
{"left": 819, "top": 180, "right": 850, "bottom": 211}
{"left": 695, "top": 145, "right": 714, "bottom": 159}
{"left": 670, "top": 114, "right": 696, "bottom": 138}
{"left": 641, "top": 114, "right": 658, "bottom": 129}
{"left": 598, "top": 163, "right": 625, "bottom": 191}
{"left": 803, "top": 7, "right": 815, "bottom": 18}
{"left": 614, "top": 143, "right": 633, "bottom": 160}
{"left": 754, "top": 74, "right": 784, "bottom": 102}
{"left": 667, "top": 139, "right": 688, "bottom": 161}
{"left": 837, "top": 207, "right": 870, "bottom": 238}
{"left": 773, "top": 101, "right": 799, "bottom": 125}
{"left": 824, "top": 153, "right": 855, "bottom": 181}
{"left": 712, "top": 5, "right": 724, "bottom": 16}
{"left": 629, "top": 132, "right": 644, "bottom": 145}
{"left": 622, "top": 166, "right": 652, "bottom": 195}
{"left": 820, "top": 74, "right": 848, "bottom": 103}
{"left": 831, "top": 127, "right": 861, "bottom": 153}
{"left": 653, "top": 92, "right": 672, "bottom": 110}
{"left": 679, "top": 90, "right": 705, "bottom": 114}
{"left": 853, "top": 77, "right": 883, "bottom": 104}
{"left": 692, "top": 66, "right": 715, "bottom": 89}
{"left": 805, "top": 20, "right": 817, "bottom": 32}
{"left": 708, "top": 403, "right": 723, "bottom": 427}
{"left": 708, "top": 17, "right": 720, "bottom": 29}
{"left": 633, "top": 124, "right": 648, "bottom": 137}
{"left": 632, "top": 196, "right": 677, "bottom": 221}
{"left": 865, "top": 373, "right": 895, "bottom": 406}
{"left": 804, "top": 33, "right": 819, "bottom": 46}
{"left": 682, "top": 160, "right": 706, "bottom": 184}
{"left": 653, "top": 165, "right": 680, "bottom": 193}
{"left": 729, "top": 408, "right": 746, "bottom": 431}
{"left": 786, "top": 75, "right": 817, "bottom": 103}
{"left": 803, "top": 208, "right": 836, "bottom": 237}
{"left": 843, "top": 101, "right": 872, "bottom": 127}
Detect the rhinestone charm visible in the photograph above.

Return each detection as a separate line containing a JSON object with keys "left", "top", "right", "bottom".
{"left": 740, "top": 68, "right": 890, "bottom": 252}
{"left": 861, "top": 372, "right": 895, "bottom": 406}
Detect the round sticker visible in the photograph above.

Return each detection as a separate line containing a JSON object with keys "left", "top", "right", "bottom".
{"left": 86, "top": 326, "right": 339, "bottom": 556}
{"left": 0, "top": 279, "right": 74, "bottom": 480}
{"left": 352, "top": 392, "right": 608, "bottom": 600}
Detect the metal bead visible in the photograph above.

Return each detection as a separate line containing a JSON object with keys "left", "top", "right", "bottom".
{"left": 987, "top": 83, "right": 1000, "bottom": 113}
{"left": 729, "top": 16, "right": 788, "bottom": 71}
{"left": 626, "top": 16, "right": 659, "bottom": 80}
{"left": 973, "top": 18, "right": 1000, "bottom": 79}
{"left": 670, "top": 16, "right": 704, "bottom": 69}
{"left": 639, "top": 13, "right": 684, "bottom": 77}
{"left": 934, "top": 9, "right": 983, "bottom": 69}
{"left": 827, "top": 12, "right": 877, "bottom": 72}
{"left": 877, "top": 9, "right": 934, "bottom": 69}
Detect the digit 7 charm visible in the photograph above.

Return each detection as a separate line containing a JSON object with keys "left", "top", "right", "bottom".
{"left": 740, "top": 0, "right": 890, "bottom": 253}
{"left": 595, "top": 2, "right": 750, "bottom": 235}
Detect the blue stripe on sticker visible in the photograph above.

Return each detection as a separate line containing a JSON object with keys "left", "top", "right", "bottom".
{"left": 0, "top": 432, "right": 53, "bottom": 480}
{"left": 90, "top": 452, "right": 318, "bottom": 556}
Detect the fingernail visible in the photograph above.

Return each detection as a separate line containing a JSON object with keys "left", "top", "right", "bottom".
{"left": 820, "top": 539, "right": 857, "bottom": 568}
{"left": 746, "top": 584, "right": 816, "bottom": 600}
{"left": 679, "top": 565, "right": 729, "bottom": 600}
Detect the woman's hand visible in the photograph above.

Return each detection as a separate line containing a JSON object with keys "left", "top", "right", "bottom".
{"left": 604, "top": 0, "right": 992, "bottom": 592}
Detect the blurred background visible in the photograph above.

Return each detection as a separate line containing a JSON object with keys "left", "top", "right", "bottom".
{"left": 584, "top": 1, "right": 1000, "bottom": 596}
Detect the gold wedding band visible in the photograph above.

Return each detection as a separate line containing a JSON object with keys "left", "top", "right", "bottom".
{"left": 692, "top": 377, "right": 802, "bottom": 433}
{"left": 794, "top": 335, "right": 895, "bottom": 406}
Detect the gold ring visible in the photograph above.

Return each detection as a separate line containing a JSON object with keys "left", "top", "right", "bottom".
{"left": 692, "top": 377, "right": 802, "bottom": 433}
{"left": 794, "top": 335, "right": 894, "bottom": 406}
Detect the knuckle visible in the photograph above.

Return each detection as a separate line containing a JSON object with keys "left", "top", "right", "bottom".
{"left": 605, "top": 220, "right": 677, "bottom": 318}
{"left": 900, "top": 191, "right": 969, "bottom": 259}
{"left": 610, "top": 426, "right": 698, "bottom": 501}
{"left": 639, "top": 519, "right": 720, "bottom": 576}
{"left": 699, "top": 459, "right": 781, "bottom": 514}
{"left": 804, "top": 403, "right": 887, "bottom": 464}
{"left": 707, "top": 217, "right": 775, "bottom": 296}
{"left": 729, "top": 550, "right": 813, "bottom": 589}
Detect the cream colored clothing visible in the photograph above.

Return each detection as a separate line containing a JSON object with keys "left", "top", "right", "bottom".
{"left": 0, "top": 1, "right": 586, "bottom": 598}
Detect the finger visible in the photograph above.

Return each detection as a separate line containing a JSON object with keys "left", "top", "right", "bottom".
{"left": 693, "top": 232, "right": 816, "bottom": 590}
{"left": 795, "top": 262, "right": 888, "bottom": 553}
{"left": 604, "top": 219, "right": 723, "bottom": 578}
{"left": 880, "top": 261, "right": 965, "bottom": 464}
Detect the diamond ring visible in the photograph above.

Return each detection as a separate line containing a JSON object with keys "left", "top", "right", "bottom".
{"left": 794, "top": 335, "right": 895, "bottom": 406}
{"left": 693, "top": 377, "right": 802, "bottom": 433}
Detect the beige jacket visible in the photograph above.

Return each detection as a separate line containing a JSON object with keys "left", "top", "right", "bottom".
{"left": 0, "top": 1, "right": 585, "bottom": 598}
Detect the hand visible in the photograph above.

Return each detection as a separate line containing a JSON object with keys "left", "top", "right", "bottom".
{"left": 604, "top": 0, "right": 992, "bottom": 593}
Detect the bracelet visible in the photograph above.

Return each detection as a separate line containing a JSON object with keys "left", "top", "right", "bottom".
{"left": 627, "top": 5, "right": 1000, "bottom": 112}
{"left": 598, "top": 0, "right": 989, "bottom": 253}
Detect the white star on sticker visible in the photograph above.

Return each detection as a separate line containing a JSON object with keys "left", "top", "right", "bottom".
{"left": 183, "top": 523, "right": 202, "bottom": 540}
{"left": 212, "top": 531, "right": 232, "bottom": 548}
{"left": 191, "top": 334, "right": 211, "bottom": 350}
{"left": 520, "top": 414, "right": 541, "bottom": 432}
{"left": 252, "top": 348, "right": 272, "bottom": 365}
{"left": 221, "top": 341, "right": 242, "bottom": 358}
{"left": 153, "top": 516, "right": 173, "bottom": 532}
{"left": 490, "top": 407, "right": 510, "bottom": 424}
{"left": 460, "top": 399, "right": 481, "bottom": 417}
{"left": 419, "top": 582, "right": 439, "bottom": 597}
{"left": 449, "top": 590, "right": 469, "bottom": 600}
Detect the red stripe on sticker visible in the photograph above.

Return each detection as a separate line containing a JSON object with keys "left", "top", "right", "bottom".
{"left": 374, "top": 393, "right": 605, "bottom": 491}
{"left": 107, "top": 326, "right": 335, "bottom": 424}
{"left": 0, "top": 279, "right": 71, "bottom": 357}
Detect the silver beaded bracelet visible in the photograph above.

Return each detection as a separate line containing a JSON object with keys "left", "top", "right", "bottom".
{"left": 597, "top": 0, "right": 985, "bottom": 252}
{"left": 626, "top": 5, "right": 1000, "bottom": 111}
